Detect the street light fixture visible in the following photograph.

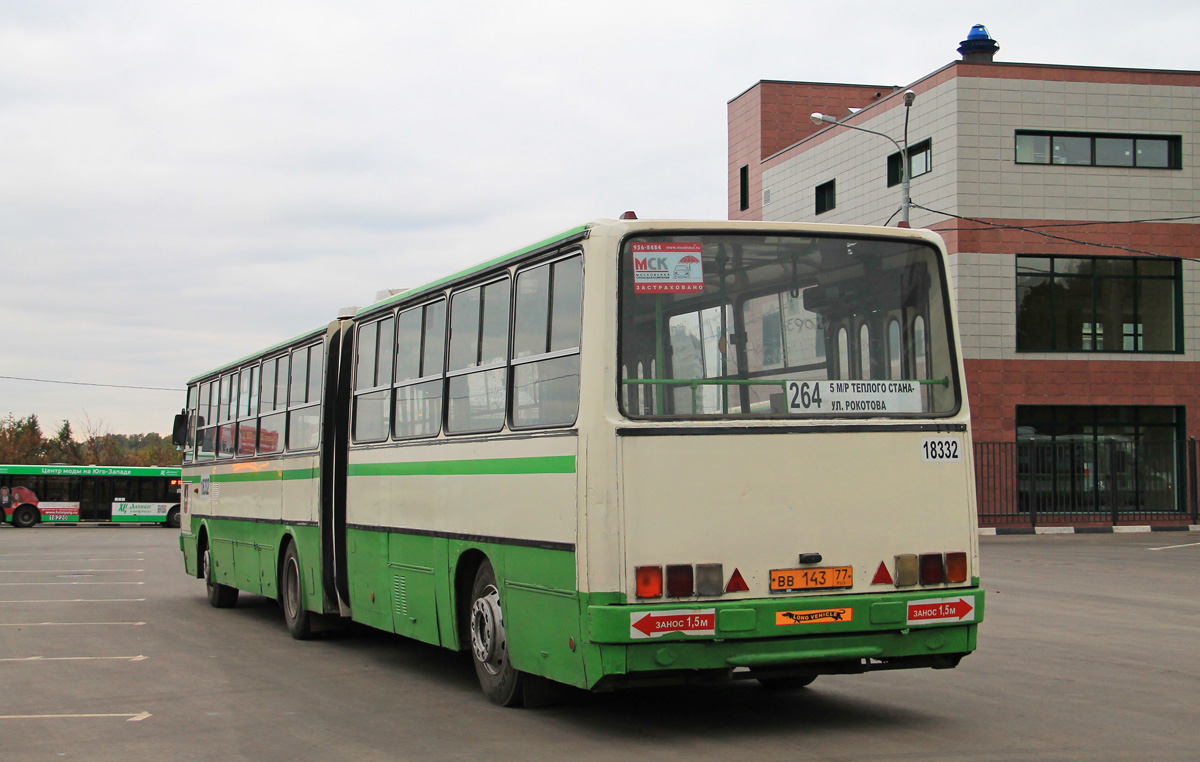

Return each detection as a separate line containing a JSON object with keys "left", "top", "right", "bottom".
{"left": 810, "top": 89, "right": 917, "bottom": 227}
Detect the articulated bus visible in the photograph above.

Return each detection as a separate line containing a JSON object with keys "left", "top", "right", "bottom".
{"left": 0, "top": 464, "right": 182, "bottom": 527}
{"left": 173, "top": 218, "right": 983, "bottom": 706}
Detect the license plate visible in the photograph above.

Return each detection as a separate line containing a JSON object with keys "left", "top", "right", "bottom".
{"left": 769, "top": 566, "right": 853, "bottom": 592}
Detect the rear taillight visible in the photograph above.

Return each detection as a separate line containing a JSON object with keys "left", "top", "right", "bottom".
{"left": 666, "top": 565, "right": 694, "bottom": 597}
{"left": 890, "top": 552, "right": 969, "bottom": 588}
{"left": 637, "top": 563, "right": 730, "bottom": 598}
{"left": 945, "top": 551, "right": 968, "bottom": 583}
{"left": 635, "top": 565, "right": 662, "bottom": 598}
{"left": 919, "top": 553, "right": 946, "bottom": 585}
{"left": 695, "top": 564, "right": 724, "bottom": 596}
{"left": 894, "top": 554, "right": 919, "bottom": 587}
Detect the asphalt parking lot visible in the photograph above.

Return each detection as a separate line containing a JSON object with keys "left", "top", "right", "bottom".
{"left": 2, "top": 526, "right": 1198, "bottom": 762}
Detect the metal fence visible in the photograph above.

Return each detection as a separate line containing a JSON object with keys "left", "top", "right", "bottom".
{"left": 974, "top": 439, "right": 1200, "bottom": 527}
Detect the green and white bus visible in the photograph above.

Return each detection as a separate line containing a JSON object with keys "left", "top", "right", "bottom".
{"left": 173, "top": 217, "right": 983, "bottom": 706}
{"left": 1, "top": 464, "right": 182, "bottom": 527}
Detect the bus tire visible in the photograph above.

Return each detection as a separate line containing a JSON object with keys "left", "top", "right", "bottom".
{"left": 12, "top": 505, "right": 39, "bottom": 528}
{"left": 203, "top": 546, "right": 239, "bottom": 608}
{"left": 281, "top": 542, "right": 313, "bottom": 640}
{"left": 165, "top": 507, "right": 181, "bottom": 529}
{"left": 469, "top": 560, "right": 524, "bottom": 707}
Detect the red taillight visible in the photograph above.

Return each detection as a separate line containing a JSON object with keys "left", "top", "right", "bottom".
{"left": 635, "top": 566, "right": 662, "bottom": 598}
{"left": 946, "top": 552, "right": 968, "bottom": 583}
{"left": 919, "top": 553, "right": 945, "bottom": 585}
{"left": 666, "top": 564, "right": 694, "bottom": 597}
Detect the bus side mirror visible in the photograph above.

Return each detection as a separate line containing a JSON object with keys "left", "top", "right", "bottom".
{"left": 171, "top": 411, "right": 188, "bottom": 448}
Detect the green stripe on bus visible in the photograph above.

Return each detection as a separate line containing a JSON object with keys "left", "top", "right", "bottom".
{"left": 348, "top": 456, "right": 576, "bottom": 477}
{"left": 0, "top": 465, "right": 180, "bottom": 478}
{"left": 210, "top": 468, "right": 318, "bottom": 484}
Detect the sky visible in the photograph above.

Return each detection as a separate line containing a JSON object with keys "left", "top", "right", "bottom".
{"left": 2, "top": 1, "right": 1197, "bottom": 436}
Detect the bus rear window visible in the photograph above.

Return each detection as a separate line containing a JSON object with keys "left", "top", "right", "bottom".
{"left": 619, "top": 233, "right": 959, "bottom": 419}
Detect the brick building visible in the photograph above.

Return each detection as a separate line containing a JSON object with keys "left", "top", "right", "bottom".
{"left": 728, "top": 27, "right": 1200, "bottom": 527}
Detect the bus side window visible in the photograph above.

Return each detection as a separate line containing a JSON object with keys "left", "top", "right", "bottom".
{"left": 511, "top": 254, "right": 582, "bottom": 428}
{"left": 394, "top": 300, "right": 445, "bottom": 440}
{"left": 447, "top": 278, "right": 510, "bottom": 434}
{"left": 288, "top": 345, "right": 321, "bottom": 451}
{"left": 353, "top": 316, "right": 393, "bottom": 443}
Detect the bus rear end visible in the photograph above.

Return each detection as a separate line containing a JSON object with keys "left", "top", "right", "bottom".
{"left": 592, "top": 222, "right": 981, "bottom": 688}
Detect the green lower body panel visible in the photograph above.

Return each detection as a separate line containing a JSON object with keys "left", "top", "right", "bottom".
{"left": 182, "top": 519, "right": 983, "bottom": 694}
{"left": 182, "top": 518, "right": 323, "bottom": 611}
{"left": 342, "top": 528, "right": 589, "bottom": 689}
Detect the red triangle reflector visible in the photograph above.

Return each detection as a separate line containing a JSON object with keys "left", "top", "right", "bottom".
{"left": 872, "top": 561, "right": 894, "bottom": 585}
{"left": 725, "top": 568, "right": 749, "bottom": 593}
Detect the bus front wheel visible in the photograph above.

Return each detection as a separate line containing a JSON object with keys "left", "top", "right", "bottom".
{"left": 469, "top": 560, "right": 524, "bottom": 707}
{"left": 12, "top": 505, "right": 39, "bottom": 528}
{"left": 281, "top": 542, "right": 313, "bottom": 640}
{"left": 165, "top": 507, "right": 181, "bottom": 529}
{"left": 203, "top": 546, "right": 238, "bottom": 608}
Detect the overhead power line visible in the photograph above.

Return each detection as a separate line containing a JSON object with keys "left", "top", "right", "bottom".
{"left": 0, "top": 375, "right": 181, "bottom": 393}
{"left": 912, "top": 204, "right": 1180, "bottom": 259}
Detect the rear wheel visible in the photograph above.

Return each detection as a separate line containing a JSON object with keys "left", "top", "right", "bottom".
{"left": 469, "top": 560, "right": 524, "bottom": 706}
{"left": 281, "top": 542, "right": 313, "bottom": 640}
{"left": 12, "top": 505, "right": 39, "bottom": 528}
{"left": 203, "top": 546, "right": 238, "bottom": 608}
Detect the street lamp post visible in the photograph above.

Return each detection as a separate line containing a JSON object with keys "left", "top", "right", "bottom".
{"left": 810, "top": 89, "right": 916, "bottom": 227}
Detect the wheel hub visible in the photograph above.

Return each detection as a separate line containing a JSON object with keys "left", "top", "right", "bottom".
{"left": 470, "top": 585, "right": 505, "bottom": 674}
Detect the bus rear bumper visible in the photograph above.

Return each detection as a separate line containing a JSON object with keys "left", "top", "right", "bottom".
{"left": 580, "top": 588, "right": 982, "bottom": 689}
{"left": 585, "top": 624, "right": 975, "bottom": 691}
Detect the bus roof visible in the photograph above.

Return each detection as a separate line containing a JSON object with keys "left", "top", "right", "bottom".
{"left": 356, "top": 224, "right": 592, "bottom": 316}
{"left": 0, "top": 464, "right": 181, "bottom": 478}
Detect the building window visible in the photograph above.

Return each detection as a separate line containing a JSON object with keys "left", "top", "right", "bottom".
{"left": 1016, "top": 255, "right": 1181, "bottom": 353}
{"left": 739, "top": 165, "right": 750, "bottom": 211}
{"left": 887, "top": 139, "right": 932, "bottom": 187}
{"left": 1017, "top": 406, "right": 1184, "bottom": 514}
{"left": 814, "top": 179, "right": 836, "bottom": 215}
{"left": 1015, "top": 131, "right": 1181, "bottom": 169}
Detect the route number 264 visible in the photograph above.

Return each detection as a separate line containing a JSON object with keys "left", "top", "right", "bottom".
{"left": 786, "top": 381, "right": 823, "bottom": 411}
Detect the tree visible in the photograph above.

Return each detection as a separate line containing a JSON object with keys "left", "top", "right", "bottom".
{"left": 47, "top": 420, "right": 84, "bottom": 465}
{"left": 0, "top": 414, "right": 48, "bottom": 464}
{"left": 0, "top": 413, "right": 181, "bottom": 466}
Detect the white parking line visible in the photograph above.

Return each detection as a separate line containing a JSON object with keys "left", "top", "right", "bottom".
{"left": 0, "top": 581, "right": 145, "bottom": 586}
{"left": 0, "top": 556, "right": 145, "bottom": 561}
{"left": 0, "top": 598, "right": 147, "bottom": 603}
{"left": 1148, "top": 541, "right": 1200, "bottom": 551}
{"left": 0, "top": 569, "right": 144, "bottom": 573}
{"left": 0, "top": 655, "right": 148, "bottom": 662}
{"left": 0, "top": 621, "right": 145, "bottom": 627}
{"left": 0, "top": 711, "right": 151, "bottom": 722}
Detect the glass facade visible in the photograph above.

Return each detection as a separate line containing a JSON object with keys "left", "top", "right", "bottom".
{"left": 1016, "top": 255, "right": 1180, "bottom": 353}
{"left": 1016, "top": 406, "right": 1185, "bottom": 515}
